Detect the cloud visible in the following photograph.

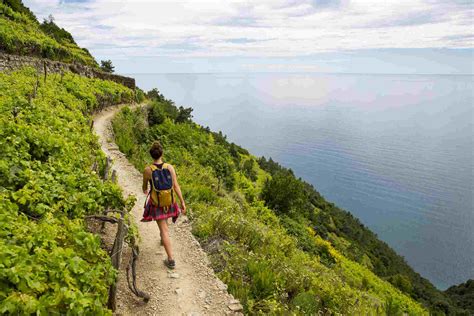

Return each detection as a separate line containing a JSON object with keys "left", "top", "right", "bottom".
{"left": 357, "top": 11, "right": 445, "bottom": 28}
{"left": 23, "top": 0, "right": 473, "bottom": 61}
{"left": 226, "top": 38, "right": 265, "bottom": 44}
{"left": 309, "top": 0, "right": 348, "bottom": 8}
{"left": 60, "top": 0, "right": 90, "bottom": 3}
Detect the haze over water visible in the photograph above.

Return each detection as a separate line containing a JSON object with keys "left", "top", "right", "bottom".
{"left": 132, "top": 72, "right": 473, "bottom": 289}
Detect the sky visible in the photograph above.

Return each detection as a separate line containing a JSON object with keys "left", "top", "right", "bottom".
{"left": 24, "top": 0, "right": 473, "bottom": 74}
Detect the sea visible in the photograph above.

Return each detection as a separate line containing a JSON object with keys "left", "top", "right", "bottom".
{"left": 129, "top": 72, "right": 474, "bottom": 290}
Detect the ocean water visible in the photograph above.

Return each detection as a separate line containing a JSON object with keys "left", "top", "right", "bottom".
{"left": 130, "top": 72, "right": 474, "bottom": 289}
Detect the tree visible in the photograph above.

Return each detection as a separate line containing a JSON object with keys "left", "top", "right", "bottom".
{"left": 147, "top": 103, "right": 166, "bottom": 126}
{"left": 175, "top": 106, "right": 193, "bottom": 123}
{"left": 146, "top": 88, "right": 162, "bottom": 101}
{"left": 206, "top": 148, "right": 235, "bottom": 191}
{"left": 261, "top": 171, "right": 308, "bottom": 215}
{"left": 100, "top": 60, "right": 115, "bottom": 73}
{"left": 241, "top": 158, "right": 258, "bottom": 181}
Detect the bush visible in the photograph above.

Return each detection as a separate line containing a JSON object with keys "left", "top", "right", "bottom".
{"left": 291, "top": 291, "right": 319, "bottom": 314}
{"left": 261, "top": 171, "right": 308, "bottom": 215}
{"left": 147, "top": 102, "right": 166, "bottom": 126}
{"left": 240, "top": 157, "right": 258, "bottom": 182}
{"left": 135, "top": 88, "right": 145, "bottom": 103}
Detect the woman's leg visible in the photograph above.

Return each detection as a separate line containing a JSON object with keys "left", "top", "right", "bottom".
{"left": 156, "top": 219, "right": 173, "bottom": 260}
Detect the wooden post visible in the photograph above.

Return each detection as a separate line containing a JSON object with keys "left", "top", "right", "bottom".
{"left": 103, "top": 157, "right": 112, "bottom": 180}
{"left": 90, "top": 119, "right": 94, "bottom": 131}
{"left": 108, "top": 215, "right": 126, "bottom": 311}
{"left": 100, "top": 207, "right": 107, "bottom": 233}
{"left": 91, "top": 161, "right": 98, "bottom": 173}
{"left": 43, "top": 62, "right": 47, "bottom": 83}
{"left": 111, "top": 170, "right": 117, "bottom": 183}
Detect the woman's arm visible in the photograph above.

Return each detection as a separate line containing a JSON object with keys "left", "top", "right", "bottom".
{"left": 168, "top": 164, "right": 186, "bottom": 215}
{"left": 142, "top": 166, "right": 151, "bottom": 194}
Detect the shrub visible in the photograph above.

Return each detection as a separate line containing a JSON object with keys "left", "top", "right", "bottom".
{"left": 147, "top": 102, "right": 166, "bottom": 126}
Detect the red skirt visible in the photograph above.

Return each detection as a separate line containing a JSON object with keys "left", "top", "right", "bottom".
{"left": 141, "top": 198, "right": 180, "bottom": 222}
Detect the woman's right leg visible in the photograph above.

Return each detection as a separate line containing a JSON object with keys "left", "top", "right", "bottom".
{"left": 157, "top": 219, "right": 173, "bottom": 261}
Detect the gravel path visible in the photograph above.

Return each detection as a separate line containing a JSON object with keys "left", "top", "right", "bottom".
{"left": 93, "top": 104, "right": 243, "bottom": 316}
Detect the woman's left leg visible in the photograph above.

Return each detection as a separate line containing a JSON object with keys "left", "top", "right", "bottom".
{"left": 156, "top": 219, "right": 173, "bottom": 261}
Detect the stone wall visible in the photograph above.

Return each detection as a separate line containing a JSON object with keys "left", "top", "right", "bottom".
{"left": 0, "top": 52, "right": 135, "bottom": 89}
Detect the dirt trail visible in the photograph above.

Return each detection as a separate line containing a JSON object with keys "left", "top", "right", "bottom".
{"left": 93, "top": 104, "right": 242, "bottom": 316}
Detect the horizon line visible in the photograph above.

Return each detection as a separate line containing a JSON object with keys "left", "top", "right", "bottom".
{"left": 123, "top": 71, "right": 474, "bottom": 76}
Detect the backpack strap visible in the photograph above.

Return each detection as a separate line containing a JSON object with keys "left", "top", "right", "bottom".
{"left": 162, "top": 163, "right": 175, "bottom": 204}
{"left": 149, "top": 164, "right": 157, "bottom": 191}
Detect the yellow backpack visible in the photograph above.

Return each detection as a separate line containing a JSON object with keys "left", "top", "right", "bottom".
{"left": 149, "top": 163, "right": 174, "bottom": 211}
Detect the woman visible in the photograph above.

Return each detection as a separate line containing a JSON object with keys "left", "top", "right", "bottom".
{"left": 142, "top": 141, "right": 186, "bottom": 269}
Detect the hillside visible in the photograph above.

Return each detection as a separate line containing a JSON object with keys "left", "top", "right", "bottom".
{"left": 445, "top": 280, "right": 474, "bottom": 314}
{"left": 111, "top": 91, "right": 471, "bottom": 315}
{"left": 0, "top": 1, "right": 469, "bottom": 314}
{"left": 111, "top": 95, "right": 427, "bottom": 314}
{"left": 0, "top": 67, "right": 133, "bottom": 314}
{"left": 0, "top": 0, "right": 97, "bottom": 66}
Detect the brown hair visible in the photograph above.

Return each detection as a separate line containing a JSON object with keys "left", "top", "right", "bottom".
{"left": 149, "top": 141, "right": 163, "bottom": 160}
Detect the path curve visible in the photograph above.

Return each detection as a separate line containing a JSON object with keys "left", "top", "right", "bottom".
{"left": 93, "top": 104, "right": 242, "bottom": 316}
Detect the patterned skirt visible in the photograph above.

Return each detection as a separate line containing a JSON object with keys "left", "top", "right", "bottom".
{"left": 141, "top": 198, "right": 180, "bottom": 222}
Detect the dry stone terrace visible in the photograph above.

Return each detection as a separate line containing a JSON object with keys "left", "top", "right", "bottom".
{"left": 0, "top": 52, "right": 135, "bottom": 89}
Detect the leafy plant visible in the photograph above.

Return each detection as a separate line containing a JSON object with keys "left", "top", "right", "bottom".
{"left": 0, "top": 67, "right": 134, "bottom": 314}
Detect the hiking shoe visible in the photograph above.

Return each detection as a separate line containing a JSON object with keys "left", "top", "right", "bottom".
{"left": 164, "top": 259, "right": 176, "bottom": 269}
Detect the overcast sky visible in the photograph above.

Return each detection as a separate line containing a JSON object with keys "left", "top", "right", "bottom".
{"left": 24, "top": 0, "right": 473, "bottom": 74}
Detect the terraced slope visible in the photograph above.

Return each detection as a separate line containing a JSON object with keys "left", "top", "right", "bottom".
{"left": 0, "top": 0, "right": 97, "bottom": 66}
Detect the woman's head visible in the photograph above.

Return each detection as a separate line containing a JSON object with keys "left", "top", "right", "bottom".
{"left": 149, "top": 141, "right": 163, "bottom": 160}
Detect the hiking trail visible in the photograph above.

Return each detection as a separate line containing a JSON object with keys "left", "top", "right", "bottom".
{"left": 93, "top": 104, "right": 243, "bottom": 316}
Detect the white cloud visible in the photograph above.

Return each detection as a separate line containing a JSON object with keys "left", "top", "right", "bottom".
{"left": 24, "top": 0, "right": 473, "bottom": 60}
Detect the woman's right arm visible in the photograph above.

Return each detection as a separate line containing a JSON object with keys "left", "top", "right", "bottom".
{"left": 169, "top": 165, "right": 186, "bottom": 215}
{"left": 142, "top": 166, "right": 151, "bottom": 194}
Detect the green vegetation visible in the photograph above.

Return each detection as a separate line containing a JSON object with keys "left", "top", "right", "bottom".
{"left": 256, "top": 159, "right": 462, "bottom": 314}
{"left": 100, "top": 60, "right": 115, "bottom": 73}
{"left": 40, "top": 14, "right": 76, "bottom": 45}
{"left": 1, "top": 0, "right": 35, "bottom": 20}
{"left": 0, "top": 0, "right": 97, "bottom": 66}
{"left": 445, "top": 280, "right": 474, "bottom": 315}
{"left": 0, "top": 67, "right": 134, "bottom": 314}
{"left": 112, "top": 95, "right": 430, "bottom": 315}
{"left": 1, "top": 1, "right": 465, "bottom": 313}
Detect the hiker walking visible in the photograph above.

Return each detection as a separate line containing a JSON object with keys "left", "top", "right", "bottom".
{"left": 141, "top": 141, "right": 186, "bottom": 269}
